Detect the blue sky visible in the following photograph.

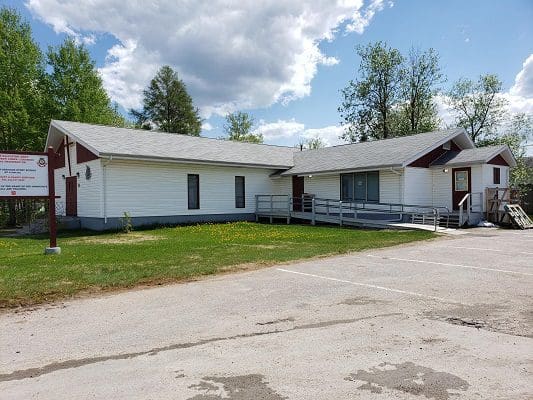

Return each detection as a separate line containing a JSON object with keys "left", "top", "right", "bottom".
{"left": 3, "top": 0, "right": 533, "bottom": 149}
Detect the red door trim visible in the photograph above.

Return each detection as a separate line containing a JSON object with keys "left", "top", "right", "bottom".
{"left": 451, "top": 167, "right": 471, "bottom": 211}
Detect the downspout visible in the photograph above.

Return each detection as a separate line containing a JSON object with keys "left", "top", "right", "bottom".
{"left": 102, "top": 156, "right": 113, "bottom": 224}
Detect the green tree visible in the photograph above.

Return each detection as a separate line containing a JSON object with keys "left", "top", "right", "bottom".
{"left": 0, "top": 7, "right": 47, "bottom": 151}
{"left": 447, "top": 74, "right": 507, "bottom": 143}
{"left": 223, "top": 111, "right": 263, "bottom": 143}
{"left": 396, "top": 47, "right": 443, "bottom": 134}
{"left": 296, "top": 136, "right": 326, "bottom": 150}
{"left": 46, "top": 38, "right": 124, "bottom": 126}
{"left": 132, "top": 65, "right": 201, "bottom": 135}
{"left": 305, "top": 136, "right": 326, "bottom": 149}
{"left": 0, "top": 7, "right": 48, "bottom": 227}
{"left": 478, "top": 113, "right": 533, "bottom": 194}
{"left": 339, "top": 41, "right": 404, "bottom": 142}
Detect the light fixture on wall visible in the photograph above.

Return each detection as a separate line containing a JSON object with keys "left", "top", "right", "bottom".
{"left": 61, "top": 174, "right": 65, "bottom": 180}
{"left": 308, "top": 175, "right": 313, "bottom": 178}
{"left": 442, "top": 168, "right": 449, "bottom": 173}
{"left": 76, "top": 172, "right": 80, "bottom": 178}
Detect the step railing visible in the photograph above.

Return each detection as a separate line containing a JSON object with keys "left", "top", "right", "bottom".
{"left": 458, "top": 193, "right": 471, "bottom": 226}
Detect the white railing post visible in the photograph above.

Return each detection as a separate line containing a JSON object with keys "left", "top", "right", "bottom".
{"left": 287, "top": 195, "right": 291, "bottom": 215}
{"left": 311, "top": 197, "right": 316, "bottom": 225}
{"left": 255, "top": 195, "right": 259, "bottom": 213}
{"left": 339, "top": 201, "right": 343, "bottom": 226}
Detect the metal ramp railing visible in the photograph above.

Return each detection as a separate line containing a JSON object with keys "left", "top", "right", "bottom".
{"left": 255, "top": 195, "right": 449, "bottom": 232}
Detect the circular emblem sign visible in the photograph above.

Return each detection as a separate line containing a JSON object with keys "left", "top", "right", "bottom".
{"left": 37, "top": 157, "right": 47, "bottom": 167}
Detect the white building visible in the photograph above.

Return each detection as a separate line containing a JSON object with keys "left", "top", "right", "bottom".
{"left": 45, "top": 120, "right": 516, "bottom": 230}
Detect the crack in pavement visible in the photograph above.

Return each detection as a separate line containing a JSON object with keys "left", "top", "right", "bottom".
{"left": 0, "top": 312, "right": 402, "bottom": 383}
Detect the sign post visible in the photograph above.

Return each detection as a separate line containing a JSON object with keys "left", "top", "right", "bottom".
{"left": 46, "top": 147, "right": 59, "bottom": 254}
{"left": 0, "top": 149, "right": 60, "bottom": 254}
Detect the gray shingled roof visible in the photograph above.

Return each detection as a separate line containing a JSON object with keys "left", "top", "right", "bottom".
{"left": 430, "top": 145, "right": 508, "bottom": 166}
{"left": 49, "top": 120, "right": 296, "bottom": 168}
{"left": 282, "top": 129, "right": 465, "bottom": 175}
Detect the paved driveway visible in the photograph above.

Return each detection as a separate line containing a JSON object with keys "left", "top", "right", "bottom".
{"left": 1, "top": 228, "right": 532, "bottom": 399}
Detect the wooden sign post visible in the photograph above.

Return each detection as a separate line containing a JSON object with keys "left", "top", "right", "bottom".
{"left": 0, "top": 148, "right": 60, "bottom": 254}
{"left": 46, "top": 147, "right": 59, "bottom": 253}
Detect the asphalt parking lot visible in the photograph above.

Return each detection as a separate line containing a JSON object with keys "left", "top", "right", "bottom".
{"left": 1, "top": 228, "right": 532, "bottom": 399}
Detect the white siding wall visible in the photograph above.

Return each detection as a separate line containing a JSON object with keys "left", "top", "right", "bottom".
{"left": 380, "top": 170, "right": 402, "bottom": 204}
{"left": 479, "top": 164, "right": 509, "bottom": 211}
{"left": 104, "top": 161, "right": 283, "bottom": 217}
{"left": 430, "top": 164, "right": 509, "bottom": 212}
{"left": 431, "top": 169, "right": 452, "bottom": 210}
{"left": 304, "top": 175, "right": 340, "bottom": 199}
{"left": 53, "top": 140, "right": 103, "bottom": 218}
{"left": 403, "top": 167, "right": 433, "bottom": 205}
{"left": 270, "top": 176, "right": 291, "bottom": 196}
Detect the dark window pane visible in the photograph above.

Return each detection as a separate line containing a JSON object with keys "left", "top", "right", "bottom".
{"left": 235, "top": 176, "right": 245, "bottom": 208}
{"left": 366, "top": 171, "right": 379, "bottom": 202}
{"left": 354, "top": 173, "right": 366, "bottom": 201}
{"left": 493, "top": 167, "right": 500, "bottom": 184}
{"left": 341, "top": 174, "right": 353, "bottom": 201}
{"left": 188, "top": 174, "right": 199, "bottom": 209}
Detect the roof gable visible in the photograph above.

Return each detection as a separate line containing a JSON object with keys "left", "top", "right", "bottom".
{"left": 430, "top": 145, "right": 517, "bottom": 167}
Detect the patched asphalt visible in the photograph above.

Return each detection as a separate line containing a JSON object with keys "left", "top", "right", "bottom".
{"left": 1, "top": 227, "right": 532, "bottom": 399}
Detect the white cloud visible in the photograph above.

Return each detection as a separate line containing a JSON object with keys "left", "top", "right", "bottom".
{"left": 26, "top": 0, "right": 386, "bottom": 116}
{"left": 345, "top": 0, "right": 387, "bottom": 34}
{"left": 201, "top": 122, "right": 213, "bottom": 131}
{"left": 510, "top": 53, "right": 533, "bottom": 98}
{"left": 253, "top": 119, "right": 345, "bottom": 146}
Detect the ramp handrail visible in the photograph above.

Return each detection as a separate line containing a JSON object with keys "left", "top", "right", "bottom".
{"left": 255, "top": 195, "right": 444, "bottom": 231}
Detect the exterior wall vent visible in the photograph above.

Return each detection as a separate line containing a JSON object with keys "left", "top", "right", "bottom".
{"left": 442, "top": 141, "right": 451, "bottom": 150}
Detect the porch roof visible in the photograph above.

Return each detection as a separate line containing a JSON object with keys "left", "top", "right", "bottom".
{"left": 430, "top": 145, "right": 517, "bottom": 167}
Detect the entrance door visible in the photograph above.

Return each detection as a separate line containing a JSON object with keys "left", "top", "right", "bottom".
{"left": 66, "top": 176, "right": 78, "bottom": 216}
{"left": 292, "top": 176, "right": 304, "bottom": 211}
{"left": 452, "top": 167, "right": 471, "bottom": 210}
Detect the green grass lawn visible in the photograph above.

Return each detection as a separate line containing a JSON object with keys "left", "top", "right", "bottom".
{"left": 0, "top": 222, "right": 434, "bottom": 308}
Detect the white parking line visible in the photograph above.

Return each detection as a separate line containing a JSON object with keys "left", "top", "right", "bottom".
{"left": 445, "top": 246, "right": 533, "bottom": 256}
{"left": 276, "top": 268, "right": 462, "bottom": 304}
{"left": 366, "top": 255, "right": 533, "bottom": 276}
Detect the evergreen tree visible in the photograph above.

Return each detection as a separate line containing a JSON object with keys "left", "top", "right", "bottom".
{"left": 132, "top": 65, "right": 201, "bottom": 135}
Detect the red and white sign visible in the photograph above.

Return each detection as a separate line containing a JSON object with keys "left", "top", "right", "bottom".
{"left": 0, "top": 153, "right": 49, "bottom": 197}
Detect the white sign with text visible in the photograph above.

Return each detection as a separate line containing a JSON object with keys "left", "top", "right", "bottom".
{"left": 0, "top": 153, "right": 49, "bottom": 197}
